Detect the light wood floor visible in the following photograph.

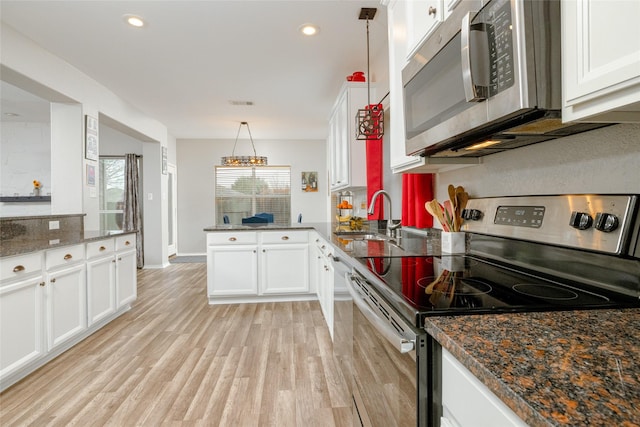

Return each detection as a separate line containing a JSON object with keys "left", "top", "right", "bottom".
{"left": 0, "top": 263, "right": 352, "bottom": 426}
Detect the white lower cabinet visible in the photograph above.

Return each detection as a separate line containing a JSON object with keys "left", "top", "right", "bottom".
{"left": 0, "top": 255, "right": 45, "bottom": 381}
{"left": 312, "top": 235, "right": 334, "bottom": 337}
{"left": 206, "top": 230, "right": 311, "bottom": 303}
{"left": 0, "top": 233, "right": 137, "bottom": 392}
{"left": 441, "top": 348, "right": 527, "bottom": 427}
{"left": 207, "top": 244, "right": 259, "bottom": 296}
{"left": 86, "top": 240, "right": 116, "bottom": 326}
{"left": 115, "top": 249, "right": 137, "bottom": 307}
{"left": 86, "top": 235, "right": 137, "bottom": 326}
{"left": 115, "top": 235, "right": 137, "bottom": 307}
{"left": 261, "top": 230, "right": 309, "bottom": 294}
{"left": 45, "top": 245, "right": 87, "bottom": 351}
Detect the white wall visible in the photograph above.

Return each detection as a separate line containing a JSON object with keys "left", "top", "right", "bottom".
{"left": 435, "top": 123, "right": 640, "bottom": 202}
{"left": 176, "top": 138, "right": 327, "bottom": 255}
{"left": 0, "top": 121, "right": 51, "bottom": 217}
{"left": 1, "top": 22, "right": 171, "bottom": 268}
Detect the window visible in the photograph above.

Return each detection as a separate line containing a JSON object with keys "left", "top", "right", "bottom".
{"left": 99, "top": 157, "right": 125, "bottom": 231}
{"left": 215, "top": 166, "right": 291, "bottom": 225}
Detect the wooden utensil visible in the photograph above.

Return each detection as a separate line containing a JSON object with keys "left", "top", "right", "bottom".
{"left": 425, "top": 200, "right": 450, "bottom": 231}
{"left": 424, "top": 270, "right": 445, "bottom": 294}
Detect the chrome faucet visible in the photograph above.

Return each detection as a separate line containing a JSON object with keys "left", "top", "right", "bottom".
{"left": 367, "top": 190, "right": 402, "bottom": 238}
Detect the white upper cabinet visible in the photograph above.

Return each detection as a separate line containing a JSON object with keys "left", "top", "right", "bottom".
{"left": 328, "top": 82, "right": 372, "bottom": 191}
{"left": 405, "top": 0, "right": 444, "bottom": 60}
{"left": 387, "top": 0, "right": 427, "bottom": 173}
{"left": 562, "top": 0, "right": 640, "bottom": 122}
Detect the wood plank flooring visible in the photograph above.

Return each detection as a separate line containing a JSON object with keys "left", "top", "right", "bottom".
{"left": 0, "top": 263, "right": 353, "bottom": 426}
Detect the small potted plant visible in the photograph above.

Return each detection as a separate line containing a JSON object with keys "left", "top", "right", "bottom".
{"left": 33, "top": 179, "right": 41, "bottom": 197}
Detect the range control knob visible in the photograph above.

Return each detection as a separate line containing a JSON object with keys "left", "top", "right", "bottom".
{"left": 462, "top": 209, "right": 483, "bottom": 221}
{"left": 594, "top": 212, "right": 619, "bottom": 232}
{"left": 569, "top": 211, "right": 593, "bottom": 230}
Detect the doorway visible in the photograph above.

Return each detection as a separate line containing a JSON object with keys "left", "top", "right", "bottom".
{"left": 168, "top": 163, "right": 177, "bottom": 256}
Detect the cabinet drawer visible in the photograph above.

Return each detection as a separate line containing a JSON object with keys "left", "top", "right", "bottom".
{"left": 86, "top": 239, "right": 115, "bottom": 259}
{"left": 45, "top": 245, "right": 85, "bottom": 270}
{"left": 207, "top": 232, "right": 258, "bottom": 245}
{"left": 0, "top": 253, "right": 43, "bottom": 282}
{"left": 261, "top": 230, "right": 308, "bottom": 244}
{"left": 116, "top": 234, "right": 136, "bottom": 251}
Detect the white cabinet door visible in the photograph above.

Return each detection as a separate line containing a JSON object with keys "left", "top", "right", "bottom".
{"left": 406, "top": 0, "right": 444, "bottom": 60}
{"left": 116, "top": 249, "right": 137, "bottom": 308}
{"left": 45, "top": 263, "right": 87, "bottom": 351}
{"left": 441, "top": 348, "right": 527, "bottom": 427}
{"left": 86, "top": 255, "right": 116, "bottom": 326}
{"left": 387, "top": 0, "right": 427, "bottom": 173}
{"left": 562, "top": 0, "right": 640, "bottom": 122}
{"left": 207, "top": 245, "right": 258, "bottom": 296}
{"left": 329, "top": 83, "right": 371, "bottom": 191}
{"left": 260, "top": 243, "right": 310, "bottom": 294}
{"left": 0, "top": 275, "right": 45, "bottom": 379}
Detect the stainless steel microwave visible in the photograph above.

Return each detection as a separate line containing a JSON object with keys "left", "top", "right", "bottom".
{"left": 402, "top": 0, "right": 607, "bottom": 158}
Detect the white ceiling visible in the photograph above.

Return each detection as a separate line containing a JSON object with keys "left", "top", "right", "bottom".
{"left": 0, "top": 0, "right": 388, "bottom": 140}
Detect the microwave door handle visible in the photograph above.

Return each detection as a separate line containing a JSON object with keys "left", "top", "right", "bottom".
{"left": 346, "top": 274, "right": 415, "bottom": 354}
{"left": 461, "top": 11, "right": 488, "bottom": 102}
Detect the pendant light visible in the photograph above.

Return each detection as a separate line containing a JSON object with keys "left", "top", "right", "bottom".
{"left": 355, "top": 7, "right": 384, "bottom": 141}
{"left": 221, "top": 121, "right": 268, "bottom": 166}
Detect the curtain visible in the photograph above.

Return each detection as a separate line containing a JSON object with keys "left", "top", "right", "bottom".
{"left": 401, "top": 173, "right": 434, "bottom": 229}
{"left": 366, "top": 104, "right": 384, "bottom": 220}
{"left": 123, "top": 153, "right": 144, "bottom": 268}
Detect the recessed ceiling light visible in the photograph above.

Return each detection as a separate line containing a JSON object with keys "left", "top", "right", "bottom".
{"left": 124, "top": 14, "right": 145, "bottom": 28}
{"left": 299, "top": 24, "right": 319, "bottom": 36}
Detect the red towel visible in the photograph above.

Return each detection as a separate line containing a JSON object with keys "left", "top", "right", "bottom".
{"left": 366, "top": 104, "right": 384, "bottom": 220}
{"left": 402, "top": 174, "right": 434, "bottom": 228}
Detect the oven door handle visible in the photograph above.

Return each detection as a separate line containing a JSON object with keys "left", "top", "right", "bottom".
{"left": 346, "top": 273, "right": 415, "bottom": 354}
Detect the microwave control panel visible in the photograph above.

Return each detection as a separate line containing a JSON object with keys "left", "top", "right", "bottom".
{"left": 477, "top": 0, "right": 515, "bottom": 96}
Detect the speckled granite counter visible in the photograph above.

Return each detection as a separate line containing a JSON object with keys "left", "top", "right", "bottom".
{"left": 0, "top": 230, "right": 137, "bottom": 257}
{"left": 424, "top": 309, "right": 640, "bottom": 426}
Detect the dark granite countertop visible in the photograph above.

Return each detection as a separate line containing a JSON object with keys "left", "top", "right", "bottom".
{"left": 0, "top": 230, "right": 137, "bottom": 258}
{"left": 424, "top": 309, "right": 640, "bottom": 426}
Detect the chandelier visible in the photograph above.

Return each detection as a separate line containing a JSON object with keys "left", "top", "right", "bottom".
{"left": 221, "top": 121, "right": 268, "bottom": 166}
{"left": 355, "top": 7, "right": 384, "bottom": 141}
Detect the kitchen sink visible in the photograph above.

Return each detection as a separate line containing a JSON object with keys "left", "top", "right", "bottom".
{"left": 333, "top": 232, "right": 389, "bottom": 242}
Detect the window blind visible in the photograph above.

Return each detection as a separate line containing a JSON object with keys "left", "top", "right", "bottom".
{"left": 215, "top": 166, "right": 291, "bottom": 225}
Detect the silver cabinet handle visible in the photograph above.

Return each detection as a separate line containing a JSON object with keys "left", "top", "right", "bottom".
{"left": 461, "top": 11, "right": 487, "bottom": 102}
{"left": 346, "top": 274, "right": 415, "bottom": 354}
{"left": 428, "top": 5, "right": 437, "bottom": 16}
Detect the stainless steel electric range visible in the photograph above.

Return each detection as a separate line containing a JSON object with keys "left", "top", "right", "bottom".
{"left": 346, "top": 194, "right": 640, "bottom": 427}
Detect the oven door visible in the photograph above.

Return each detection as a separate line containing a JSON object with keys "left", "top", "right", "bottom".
{"left": 347, "top": 272, "right": 428, "bottom": 426}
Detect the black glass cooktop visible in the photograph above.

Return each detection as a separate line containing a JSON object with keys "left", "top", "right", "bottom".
{"left": 359, "top": 255, "right": 638, "bottom": 326}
